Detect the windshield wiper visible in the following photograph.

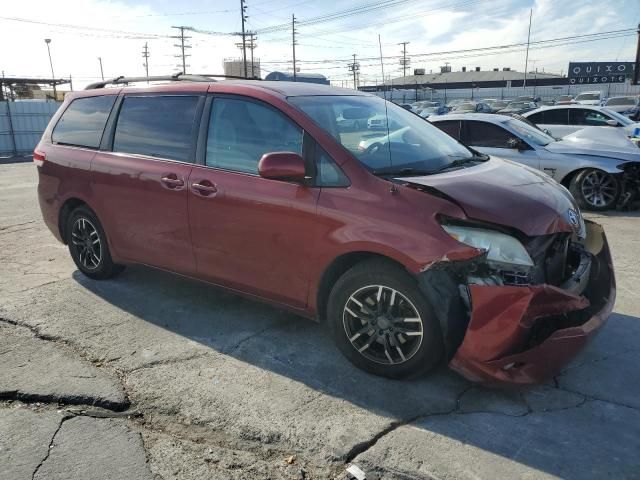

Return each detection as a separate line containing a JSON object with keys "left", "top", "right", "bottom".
{"left": 429, "top": 155, "right": 487, "bottom": 174}
{"left": 371, "top": 167, "right": 432, "bottom": 177}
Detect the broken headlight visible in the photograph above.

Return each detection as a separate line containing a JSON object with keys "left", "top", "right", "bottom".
{"left": 442, "top": 225, "right": 534, "bottom": 270}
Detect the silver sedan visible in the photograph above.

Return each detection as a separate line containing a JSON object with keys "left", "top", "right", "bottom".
{"left": 428, "top": 113, "right": 640, "bottom": 210}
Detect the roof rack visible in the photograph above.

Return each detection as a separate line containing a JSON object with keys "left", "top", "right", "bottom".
{"left": 84, "top": 72, "right": 261, "bottom": 90}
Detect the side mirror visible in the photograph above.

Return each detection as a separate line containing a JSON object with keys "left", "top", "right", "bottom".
{"left": 507, "top": 137, "right": 527, "bottom": 150}
{"left": 258, "top": 152, "right": 307, "bottom": 182}
{"left": 606, "top": 119, "right": 618, "bottom": 126}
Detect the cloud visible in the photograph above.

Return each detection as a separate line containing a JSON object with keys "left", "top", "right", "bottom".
{"left": 0, "top": 0, "right": 637, "bottom": 88}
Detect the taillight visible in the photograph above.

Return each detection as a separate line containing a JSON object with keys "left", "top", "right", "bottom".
{"left": 33, "top": 150, "right": 46, "bottom": 167}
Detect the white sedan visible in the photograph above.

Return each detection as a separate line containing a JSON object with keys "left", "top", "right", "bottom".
{"left": 523, "top": 104, "right": 640, "bottom": 139}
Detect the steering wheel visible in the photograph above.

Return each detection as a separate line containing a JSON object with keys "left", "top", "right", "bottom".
{"left": 364, "top": 142, "right": 383, "bottom": 155}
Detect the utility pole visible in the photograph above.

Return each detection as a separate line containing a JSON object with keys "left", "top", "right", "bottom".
{"left": 142, "top": 43, "right": 150, "bottom": 78}
{"left": 98, "top": 57, "right": 104, "bottom": 81}
{"left": 633, "top": 23, "right": 640, "bottom": 85}
{"left": 171, "top": 26, "right": 191, "bottom": 74}
{"left": 399, "top": 41, "right": 410, "bottom": 77}
{"left": 292, "top": 14, "right": 298, "bottom": 81}
{"left": 523, "top": 8, "right": 532, "bottom": 90}
{"left": 348, "top": 54, "right": 360, "bottom": 90}
{"left": 240, "top": 0, "right": 248, "bottom": 78}
{"left": 248, "top": 32, "right": 257, "bottom": 78}
{"left": 44, "top": 38, "right": 56, "bottom": 100}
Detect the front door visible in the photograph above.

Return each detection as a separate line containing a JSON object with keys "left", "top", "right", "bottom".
{"left": 188, "top": 96, "right": 320, "bottom": 307}
{"left": 462, "top": 120, "right": 540, "bottom": 170}
{"left": 91, "top": 94, "right": 203, "bottom": 274}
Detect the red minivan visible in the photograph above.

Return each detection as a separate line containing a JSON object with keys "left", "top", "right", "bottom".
{"left": 35, "top": 77, "right": 615, "bottom": 385}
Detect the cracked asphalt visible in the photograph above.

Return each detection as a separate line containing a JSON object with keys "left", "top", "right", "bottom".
{"left": 1, "top": 161, "right": 639, "bottom": 480}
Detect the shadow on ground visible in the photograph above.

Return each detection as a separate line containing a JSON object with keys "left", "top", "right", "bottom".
{"left": 72, "top": 264, "right": 640, "bottom": 479}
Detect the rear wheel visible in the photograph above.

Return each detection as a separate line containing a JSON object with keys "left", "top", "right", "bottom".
{"left": 66, "top": 206, "right": 124, "bottom": 280}
{"left": 569, "top": 169, "right": 620, "bottom": 211}
{"left": 327, "top": 259, "right": 443, "bottom": 379}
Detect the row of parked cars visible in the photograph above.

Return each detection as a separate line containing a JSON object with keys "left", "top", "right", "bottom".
{"left": 404, "top": 92, "right": 640, "bottom": 121}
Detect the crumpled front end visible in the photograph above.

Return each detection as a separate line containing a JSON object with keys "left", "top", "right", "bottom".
{"left": 420, "top": 219, "right": 615, "bottom": 386}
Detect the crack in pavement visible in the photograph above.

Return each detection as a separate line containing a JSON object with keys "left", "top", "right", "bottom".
{"left": 31, "top": 413, "right": 71, "bottom": 480}
{"left": 123, "top": 352, "right": 212, "bottom": 376}
{"left": 0, "top": 220, "right": 36, "bottom": 231}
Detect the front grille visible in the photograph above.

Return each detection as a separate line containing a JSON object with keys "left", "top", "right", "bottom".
{"left": 500, "top": 270, "right": 530, "bottom": 286}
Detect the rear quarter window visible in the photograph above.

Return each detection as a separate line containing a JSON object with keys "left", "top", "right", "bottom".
{"left": 52, "top": 95, "right": 117, "bottom": 148}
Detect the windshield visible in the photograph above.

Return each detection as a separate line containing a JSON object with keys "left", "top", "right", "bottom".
{"left": 506, "top": 102, "right": 528, "bottom": 109}
{"left": 506, "top": 119, "right": 554, "bottom": 146}
{"left": 606, "top": 97, "right": 636, "bottom": 106}
{"left": 289, "top": 95, "right": 475, "bottom": 174}
{"left": 576, "top": 93, "right": 600, "bottom": 101}
{"left": 602, "top": 108, "right": 634, "bottom": 125}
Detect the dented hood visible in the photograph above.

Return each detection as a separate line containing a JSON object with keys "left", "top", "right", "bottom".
{"left": 401, "top": 157, "right": 578, "bottom": 237}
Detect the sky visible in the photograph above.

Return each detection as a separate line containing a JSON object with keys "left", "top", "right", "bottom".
{"left": 0, "top": 0, "right": 639, "bottom": 89}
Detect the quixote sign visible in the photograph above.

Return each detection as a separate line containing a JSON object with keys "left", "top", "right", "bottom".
{"left": 568, "top": 62, "right": 635, "bottom": 84}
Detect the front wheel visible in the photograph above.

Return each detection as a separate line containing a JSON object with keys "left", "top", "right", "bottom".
{"left": 569, "top": 169, "right": 620, "bottom": 211}
{"left": 327, "top": 259, "right": 443, "bottom": 379}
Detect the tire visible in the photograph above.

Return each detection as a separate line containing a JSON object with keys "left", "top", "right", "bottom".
{"left": 327, "top": 259, "right": 444, "bottom": 379}
{"left": 569, "top": 168, "right": 620, "bottom": 211}
{"left": 66, "top": 205, "right": 124, "bottom": 280}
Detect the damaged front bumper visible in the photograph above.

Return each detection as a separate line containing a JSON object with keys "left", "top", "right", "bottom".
{"left": 421, "top": 220, "right": 615, "bottom": 386}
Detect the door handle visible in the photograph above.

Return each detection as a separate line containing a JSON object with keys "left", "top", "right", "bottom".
{"left": 191, "top": 181, "right": 218, "bottom": 196}
{"left": 161, "top": 175, "right": 185, "bottom": 189}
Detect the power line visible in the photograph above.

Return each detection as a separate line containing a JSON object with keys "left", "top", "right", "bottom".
{"left": 0, "top": 15, "right": 170, "bottom": 38}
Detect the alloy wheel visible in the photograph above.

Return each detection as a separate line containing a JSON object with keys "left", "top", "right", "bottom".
{"left": 580, "top": 170, "right": 618, "bottom": 208}
{"left": 71, "top": 217, "right": 102, "bottom": 270}
{"left": 343, "top": 285, "right": 424, "bottom": 365}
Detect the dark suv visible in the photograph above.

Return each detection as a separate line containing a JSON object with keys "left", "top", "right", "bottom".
{"left": 35, "top": 78, "right": 615, "bottom": 385}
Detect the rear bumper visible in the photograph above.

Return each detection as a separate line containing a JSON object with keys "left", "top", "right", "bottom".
{"left": 449, "top": 221, "right": 615, "bottom": 385}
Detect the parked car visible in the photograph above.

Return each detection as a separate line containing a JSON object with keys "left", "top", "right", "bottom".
{"left": 497, "top": 101, "right": 538, "bottom": 114}
{"left": 486, "top": 100, "right": 509, "bottom": 113}
{"left": 35, "top": 77, "right": 615, "bottom": 385}
{"left": 573, "top": 91, "right": 603, "bottom": 105}
{"left": 418, "top": 105, "right": 448, "bottom": 118}
{"left": 513, "top": 95, "right": 541, "bottom": 103}
{"left": 412, "top": 101, "right": 440, "bottom": 115}
{"left": 399, "top": 103, "right": 415, "bottom": 112}
{"left": 430, "top": 113, "right": 640, "bottom": 210}
{"left": 555, "top": 95, "right": 574, "bottom": 105}
{"left": 367, "top": 113, "right": 400, "bottom": 130}
{"left": 450, "top": 102, "right": 492, "bottom": 113}
{"left": 523, "top": 105, "right": 640, "bottom": 138}
{"left": 336, "top": 107, "right": 371, "bottom": 131}
{"left": 604, "top": 96, "right": 640, "bottom": 121}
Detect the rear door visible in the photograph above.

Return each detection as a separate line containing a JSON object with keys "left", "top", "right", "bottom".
{"left": 91, "top": 94, "right": 203, "bottom": 274}
{"left": 461, "top": 120, "right": 540, "bottom": 170}
{"left": 528, "top": 108, "right": 570, "bottom": 138}
{"left": 187, "top": 95, "right": 321, "bottom": 308}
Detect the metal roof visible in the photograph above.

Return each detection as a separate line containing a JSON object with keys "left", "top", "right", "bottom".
{"left": 387, "top": 70, "right": 562, "bottom": 86}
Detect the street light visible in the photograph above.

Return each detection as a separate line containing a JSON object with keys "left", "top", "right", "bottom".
{"left": 44, "top": 38, "right": 57, "bottom": 100}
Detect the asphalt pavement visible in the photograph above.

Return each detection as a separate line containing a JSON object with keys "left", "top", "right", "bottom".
{"left": 1, "top": 162, "right": 639, "bottom": 479}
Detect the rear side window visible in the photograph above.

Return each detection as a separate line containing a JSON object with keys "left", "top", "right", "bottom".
{"left": 541, "top": 109, "right": 568, "bottom": 125}
{"left": 463, "top": 121, "right": 512, "bottom": 148}
{"left": 52, "top": 95, "right": 116, "bottom": 148}
{"left": 433, "top": 120, "right": 461, "bottom": 140}
{"left": 206, "top": 98, "right": 303, "bottom": 174}
{"left": 113, "top": 96, "right": 199, "bottom": 162}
